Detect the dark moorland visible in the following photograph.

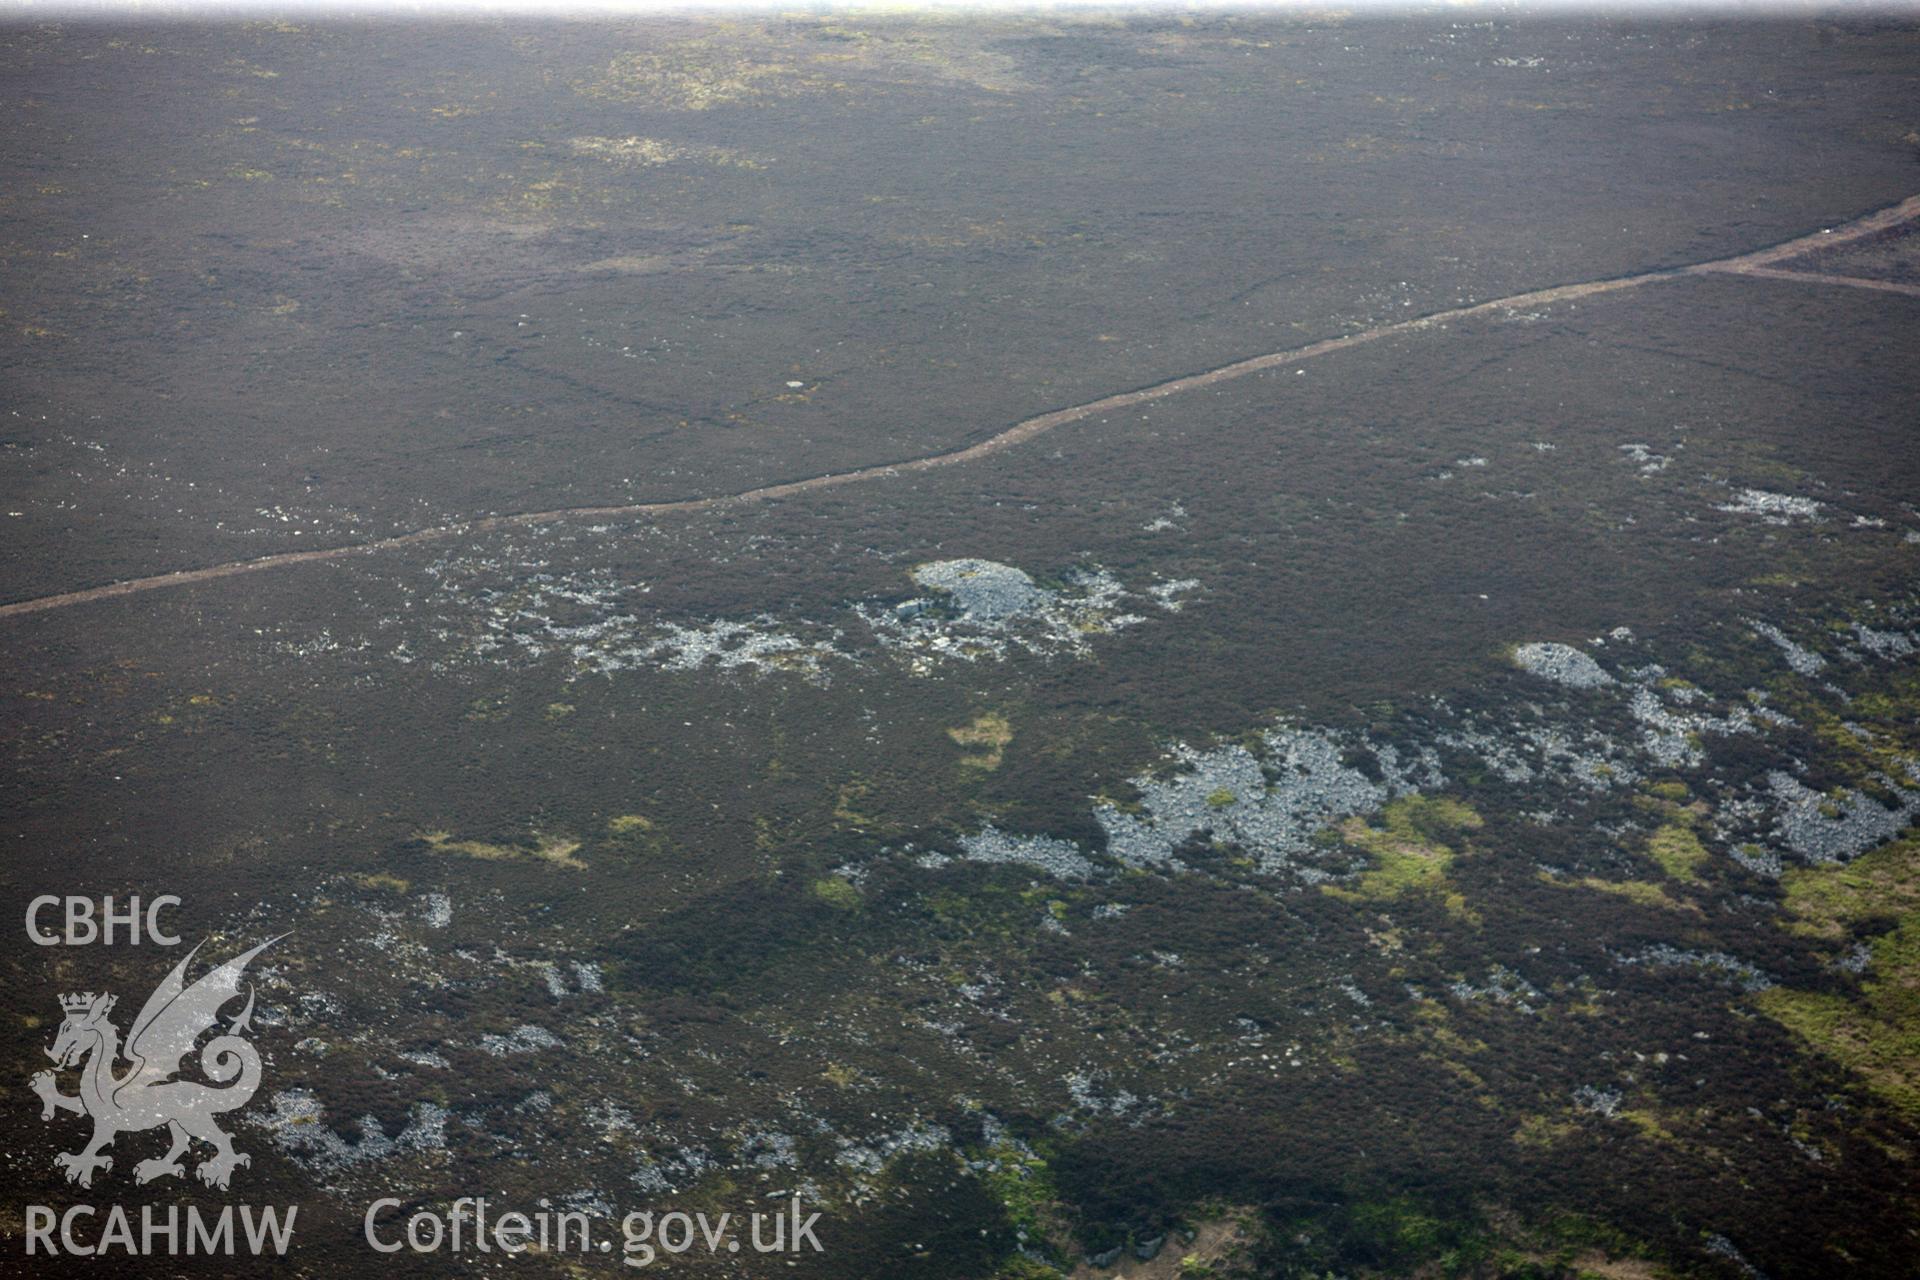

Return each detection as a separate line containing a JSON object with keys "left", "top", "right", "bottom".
{"left": 3, "top": 13, "right": 1919, "bottom": 1278}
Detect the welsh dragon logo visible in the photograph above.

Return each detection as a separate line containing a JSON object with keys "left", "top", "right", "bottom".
{"left": 29, "top": 938, "right": 279, "bottom": 1190}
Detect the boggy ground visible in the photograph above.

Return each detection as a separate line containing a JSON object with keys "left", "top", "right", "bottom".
{"left": 3, "top": 13, "right": 1920, "bottom": 1280}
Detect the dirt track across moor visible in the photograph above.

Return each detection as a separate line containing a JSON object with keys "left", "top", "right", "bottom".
{"left": 4, "top": 194, "right": 1916, "bottom": 623}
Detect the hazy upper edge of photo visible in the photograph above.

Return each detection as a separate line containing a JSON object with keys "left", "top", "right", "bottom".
{"left": 7, "top": 0, "right": 1920, "bottom": 20}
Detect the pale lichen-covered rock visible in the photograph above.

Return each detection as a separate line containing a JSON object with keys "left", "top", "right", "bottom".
{"left": 1512, "top": 641, "right": 1615, "bottom": 688}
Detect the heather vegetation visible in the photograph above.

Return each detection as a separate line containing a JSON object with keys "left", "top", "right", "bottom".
{"left": 4, "top": 13, "right": 1920, "bottom": 1279}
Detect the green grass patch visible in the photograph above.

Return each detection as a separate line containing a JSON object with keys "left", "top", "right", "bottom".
{"left": 949, "top": 712, "right": 1014, "bottom": 771}
{"left": 1560, "top": 875, "right": 1691, "bottom": 911}
{"left": 1645, "top": 823, "right": 1708, "bottom": 883}
{"left": 1756, "top": 981, "right": 1920, "bottom": 1119}
{"left": 810, "top": 875, "right": 863, "bottom": 910}
{"left": 1759, "top": 832, "right": 1920, "bottom": 1117}
{"left": 1322, "top": 795, "right": 1481, "bottom": 916}
{"left": 1776, "top": 832, "right": 1920, "bottom": 940}
{"left": 419, "top": 830, "right": 584, "bottom": 870}
{"left": 982, "top": 1143, "right": 1057, "bottom": 1238}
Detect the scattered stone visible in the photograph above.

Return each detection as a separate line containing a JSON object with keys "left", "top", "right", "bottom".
{"left": 1148, "top": 578, "right": 1203, "bottom": 611}
{"left": 1512, "top": 641, "right": 1615, "bottom": 688}
{"left": 1751, "top": 621, "right": 1826, "bottom": 676}
{"left": 1852, "top": 622, "right": 1917, "bottom": 659}
{"left": 254, "top": 1089, "right": 447, "bottom": 1181}
{"left": 1767, "top": 771, "right": 1920, "bottom": 864}
{"left": 632, "top": 1146, "right": 717, "bottom": 1194}
{"left": 1448, "top": 965, "right": 1543, "bottom": 1013}
{"left": 479, "top": 1024, "right": 565, "bottom": 1056}
{"left": 912, "top": 559, "right": 1049, "bottom": 621}
{"left": 633, "top": 617, "right": 845, "bottom": 680}
{"left": 1065, "top": 1071, "right": 1138, "bottom": 1116}
{"left": 1615, "top": 944, "right": 1771, "bottom": 993}
{"left": 834, "top": 1122, "right": 951, "bottom": 1173}
{"left": 954, "top": 826, "right": 1098, "bottom": 879}
{"left": 1109, "top": 728, "right": 1437, "bottom": 875}
{"left": 860, "top": 559, "right": 1159, "bottom": 669}
{"left": 1619, "top": 443, "right": 1671, "bottom": 473}
{"left": 1717, "top": 488, "right": 1823, "bottom": 523}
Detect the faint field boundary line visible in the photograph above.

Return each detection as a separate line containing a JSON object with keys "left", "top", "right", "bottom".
{"left": 3, "top": 193, "right": 1917, "bottom": 624}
